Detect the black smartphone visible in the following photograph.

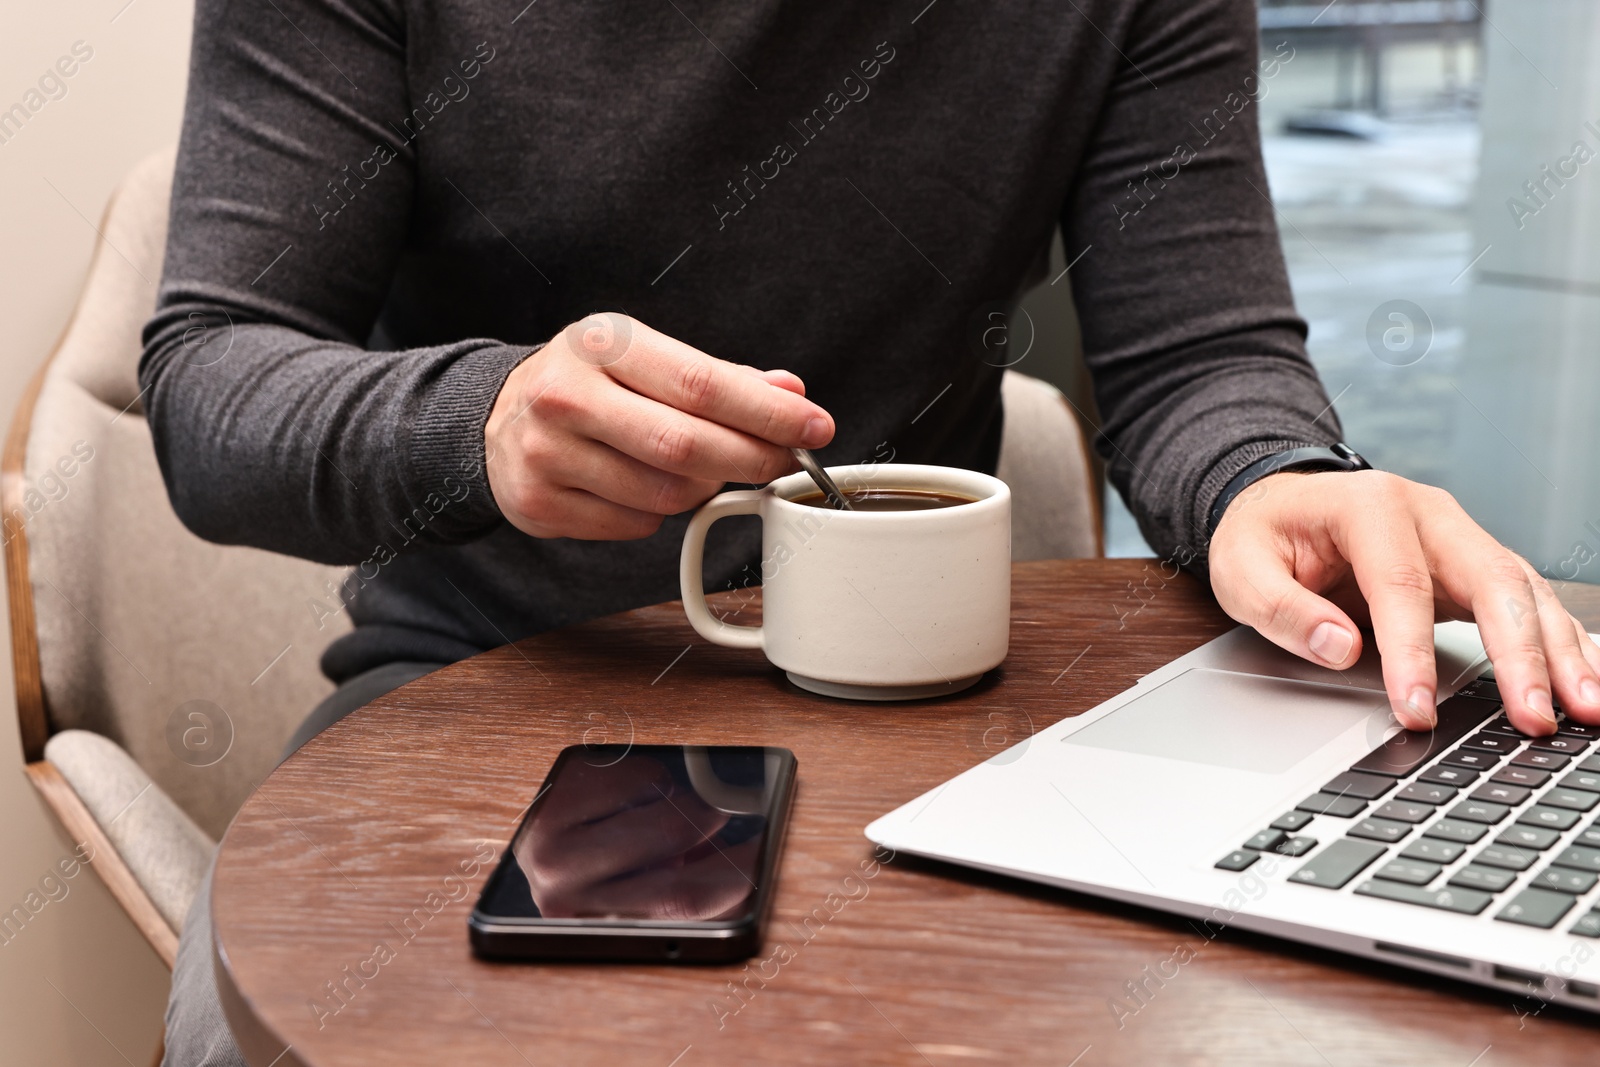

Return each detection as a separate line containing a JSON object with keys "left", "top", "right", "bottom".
{"left": 469, "top": 744, "right": 797, "bottom": 963}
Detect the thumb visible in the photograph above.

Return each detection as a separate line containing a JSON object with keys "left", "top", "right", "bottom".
{"left": 1211, "top": 538, "right": 1364, "bottom": 674}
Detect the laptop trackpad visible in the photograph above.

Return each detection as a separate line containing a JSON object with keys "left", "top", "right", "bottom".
{"left": 1063, "top": 668, "right": 1388, "bottom": 774}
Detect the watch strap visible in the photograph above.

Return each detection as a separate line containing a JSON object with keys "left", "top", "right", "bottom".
{"left": 1206, "top": 443, "right": 1371, "bottom": 536}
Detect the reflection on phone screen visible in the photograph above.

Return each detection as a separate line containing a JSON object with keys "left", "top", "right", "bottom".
{"left": 481, "top": 746, "right": 774, "bottom": 923}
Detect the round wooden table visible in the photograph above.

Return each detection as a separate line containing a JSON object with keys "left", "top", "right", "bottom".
{"left": 213, "top": 560, "right": 1600, "bottom": 1066}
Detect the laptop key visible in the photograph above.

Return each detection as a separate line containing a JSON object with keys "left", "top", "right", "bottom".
{"left": 1470, "top": 783, "right": 1531, "bottom": 806}
{"left": 1492, "top": 766, "right": 1551, "bottom": 788}
{"left": 1495, "top": 825, "right": 1561, "bottom": 850}
{"left": 1290, "top": 838, "right": 1387, "bottom": 889}
{"left": 1540, "top": 788, "right": 1600, "bottom": 813}
{"left": 1426, "top": 819, "right": 1488, "bottom": 844}
{"left": 1270, "top": 810, "right": 1314, "bottom": 832}
{"left": 1531, "top": 734, "right": 1590, "bottom": 754}
{"left": 1401, "top": 838, "right": 1467, "bottom": 863}
{"left": 1579, "top": 754, "right": 1600, "bottom": 773}
{"left": 1354, "top": 879, "right": 1492, "bottom": 915}
{"left": 1531, "top": 867, "right": 1599, "bottom": 895}
{"left": 1462, "top": 732, "right": 1520, "bottom": 755}
{"left": 1396, "top": 782, "right": 1457, "bottom": 805}
{"left": 1348, "top": 818, "right": 1413, "bottom": 844}
{"left": 1418, "top": 763, "right": 1479, "bottom": 787}
{"left": 1449, "top": 864, "right": 1519, "bottom": 893}
{"left": 1349, "top": 694, "right": 1498, "bottom": 777}
{"left": 1449, "top": 800, "right": 1511, "bottom": 825}
{"left": 1511, "top": 750, "right": 1570, "bottom": 771}
{"left": 1474, "top": 844, "right": 1538, "bottom": 871}
{"left": 1274, "top": 836, "right": 1317, "bottom": 857}
{"left": 1576, "top": 824, "right": 1600, "bottom": 848}
{"left": 1374, "top": 858, "right": 1440, "bottom": 885}
{"left": 1297, "top": 792, "right": 1367, "bottom": 818}
{"left": 1244, "top": 829, "right": 1288, "bottom": 852}
{"left": 1442, "top": 749, "right": 1498, "bottom": 771}
{"left": 1320, "top": 771, "right": 1396, "bottom": 800}
{"left": 1215, "top": 850, "right": 1258, "bottom": 872}
{"left": 1558, "top": 719, "right": 1600, "bottom": 739}
{"left": 1561, "top": 770, "right": 1600, "bottom": 793}
{"left": 1571, "top": 911, "right": 1600, "bottom": 938}
{"left": 1552, "top": 845, "right": 1600, "bottom": 873}
{"left": 1373, "top": 801, "right": 1435, "bottom": 824}
{"left": 1517, "top": 805, "right": 1581, "bottom": 831}
{"left": 1497, "top": 887, "right": 1576, "bottom": 928}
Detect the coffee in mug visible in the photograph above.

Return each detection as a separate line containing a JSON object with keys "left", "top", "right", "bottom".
{"left": 791, "top": 488, "right": 977, "bottom": 512}
{"left": 679, "top": 463, "right": 1011, "bottom": 701}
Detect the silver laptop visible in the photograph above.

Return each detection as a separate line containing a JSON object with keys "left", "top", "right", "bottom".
{"left": 865, "top": 623, "right": 1600, "bottom": 1011}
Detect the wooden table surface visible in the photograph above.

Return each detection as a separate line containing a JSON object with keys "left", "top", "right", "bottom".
{"left": 213, "top": 559, "right": 1600, "bottom": 1067}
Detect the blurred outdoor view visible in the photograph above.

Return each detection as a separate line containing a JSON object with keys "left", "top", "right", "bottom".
{"left": 1104, "top": 0, "right": 1486, "bottom": 557}
{"left": 1085, "top": 0, "right": 1600, "bottom": 582}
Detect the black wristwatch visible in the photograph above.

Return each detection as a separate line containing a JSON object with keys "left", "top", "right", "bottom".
{"left": 1207, "top": 443, "right": 1372, "bottom": 536}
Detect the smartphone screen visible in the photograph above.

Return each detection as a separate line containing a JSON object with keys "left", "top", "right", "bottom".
{"left": 471, "top": 744, "right": 795, "bottom": 960}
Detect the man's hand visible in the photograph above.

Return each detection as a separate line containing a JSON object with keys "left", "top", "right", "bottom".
{"left": 486, "top": 313, "right": 834, "bottom": 540}
{"left": 512, "top": 756, "right": 758, "bottom": 921}
{"left": 1209, "top": 469, "right": 1600, "bottom": 736}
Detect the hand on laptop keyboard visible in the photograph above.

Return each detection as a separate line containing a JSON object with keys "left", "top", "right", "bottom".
{"left": 1219, "top": 687, "right": 1600, "bottom": 937}
{"left": 1208, "top": 469, "right": 1600, "bottom": 736}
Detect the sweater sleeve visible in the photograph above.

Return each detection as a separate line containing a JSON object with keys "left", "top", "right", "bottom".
{"left": 139, "top": 0, "right": 531, "bottom": 565}
{"left": 1060, "top": 0, "right": 1341, "bottom": 567}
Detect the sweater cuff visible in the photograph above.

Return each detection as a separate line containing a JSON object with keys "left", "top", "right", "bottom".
{"left": 406, "top": 341, "right": 541, "bottom": 538}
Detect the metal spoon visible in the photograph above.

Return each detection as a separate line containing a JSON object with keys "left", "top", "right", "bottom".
{"left": 790, "top": 448, "right": 854, "bottom": 510}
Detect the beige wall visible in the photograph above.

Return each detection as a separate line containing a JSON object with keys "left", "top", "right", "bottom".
{"left": 1, "top": 0, "right": 193, "bottom": 1062}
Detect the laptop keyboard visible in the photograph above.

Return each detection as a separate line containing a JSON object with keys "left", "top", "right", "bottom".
{"left": 1215, "top": 677, "right": 1600, "bottom": 938}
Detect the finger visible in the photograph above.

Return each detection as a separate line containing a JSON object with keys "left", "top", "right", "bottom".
{"left": 1574, "top": 615, "right": 1600, "bottom": 678}
{"left": 1209, "top": 521, "right": 1367, "bottom": 675}
{"left": 547, "top": 439, "right": 722, "bottom": 516}
{"left": 1513, "top": 558, "right": 1600, "bottom": 725}
{"left": 601, "top": 321, "right": 834, "bottom": 447}
{"left": 1457, "top": 554, "right": 1556, "bottom": 735}
{"left": 762, "top": 368, "right": 807, "bottom": 395}
{"left": 1338, "top": 502, "right": 1441, "bottom": 729}
{"left": 1569, "top": 618, "right": 1600, "bottom": 725}
{"left": 561, "top": 379, "right": 800, "bottom": 484}
{"left": 1417, "top": 504, "right": 1559, "bottom": 734}
{"left": 734, "top": 364, "right": 808, "bottom": 396}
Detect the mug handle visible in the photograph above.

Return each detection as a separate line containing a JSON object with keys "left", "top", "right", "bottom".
{"left": 679, "top": 489, "right": 766, "bottom": 649}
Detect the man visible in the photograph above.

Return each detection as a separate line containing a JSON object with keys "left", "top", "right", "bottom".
{"left": 142, "top": 0, "right": 1600, "bottom": 1061}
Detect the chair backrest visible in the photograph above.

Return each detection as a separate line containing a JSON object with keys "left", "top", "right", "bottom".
{"left": 4, "top": 149, "right": 351, "bottom": 839}
{"left": 997, "top": 370, "right": 1103, "bottom": 561}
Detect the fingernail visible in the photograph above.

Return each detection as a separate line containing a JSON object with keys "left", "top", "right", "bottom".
{"left": 1526, "top": 688, "right": 1557, "bottom": 728}
{"left": 1583, "top": 678, "right": 1600, "bottom": 706}
{"left": 1403, "top": 686, "right": 1437, "bottom": 729}
{"left": 802, "top": 417, "right": 831, "bottom": 447}
{"left": 1308, "top": 622, "right": 1353, "bottom": 667}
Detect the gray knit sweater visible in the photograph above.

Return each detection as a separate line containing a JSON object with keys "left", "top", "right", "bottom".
{"left": 140, "top": 0, "right": 1337, "bottom": 681}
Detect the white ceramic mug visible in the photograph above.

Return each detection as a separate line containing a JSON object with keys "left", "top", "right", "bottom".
{"left": 678, "top": 463, "right": 1011, "bottom": 700}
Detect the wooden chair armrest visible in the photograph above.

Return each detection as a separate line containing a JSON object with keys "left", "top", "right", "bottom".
{"left": 25, "top": 760, "right": 178, "bottom": 968}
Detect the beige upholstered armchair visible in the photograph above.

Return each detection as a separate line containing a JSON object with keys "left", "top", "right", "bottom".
{"left": 2, "top": 148, "right": 1100, "bottom": 975}
{"left": 3, "top": 149, "right": 351, "bottom": 968}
